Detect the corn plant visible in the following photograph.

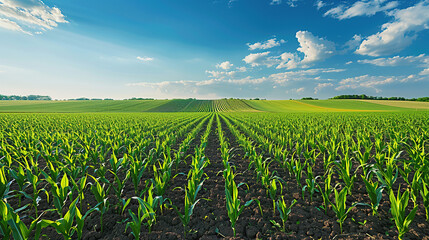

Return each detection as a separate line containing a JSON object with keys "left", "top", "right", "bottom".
{"left": 333, "top": 153, "right": 355, "bottom": 194}
{"left": 375, "top": 154, "right": 398, "bottom": 192}
{"left": 330, "top": 187, "right": 358, "bottom": 233}
{"left": 361, "top": 176, "right": 384, "bottom": 216}
{"left": 267, "top": 177, "right": 283, "bottom": 215}
{"left": 151, "top": 163, "right": 172, "bottom": 197}
{"left": 76, "top": 200, "right": 100, "bottom": 240}
{"left": 225, "top": 179, "right": 262, "bottom": 237}
{"left": 44, "top": 173, "right": 71, "bottom": 217}
{"left": 9, "top": 164, "right": 27, "bottom": 207}
{"left": 317, "top": 170, "right": 334, "bottom": 214}
{"left": 125, "top": 194, "right": 162, "bottom": 239}
{"left": 110, "top": 170, "right": 129, "bottom": 212}
{"left": 0, "top": 166, "right": 12, "bottom": 200}
{"left": 23, "top": 170, "right": 48, "bottom": 218}
{"left": 170, "top": 188, "right": 201, "bottom": 237}
{"left": 389, "top": 188, "right": 418, "bottom": 240}
{"left": 302, "top": 164, "right": 318, "bottom": 202}
{"left": 39, "top": 197, "right": 80, "bottom": 240}
{"left": 276, "top": 197, "right": 297, "bottom": 232}
{"left": 291, "top": 157, "right": 305, "bottom": 188}
{"left": 89, "top": 175, "right": 109, "bottom": 232}
{"left": 71, "top": 175, "right": 88, "bottom": 211}
{"left": 418, "top": 175, "right": 429, "bottom": 221}
{"left": 128, "top": 156, "right": 148, "bottom": 196}
{"left": 0, "top": 200, "right": 47, "bottom": 240}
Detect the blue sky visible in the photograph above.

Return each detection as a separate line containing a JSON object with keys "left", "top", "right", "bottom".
{"left": 0, "top": 0, "right": 428, "bottom": 99}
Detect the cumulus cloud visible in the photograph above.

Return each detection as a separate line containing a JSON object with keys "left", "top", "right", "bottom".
{"left": 324, "top": 0, "right": 399, "bottom": 20}
{"left": 0, "top": 0, "right": 67, "bottom": 34}
{"left": 296, "top": 87, "right": 305, "bottom": 93}
{"left": 247, "top": 38, "right": 285, "bottom": 50}
{"left": 314, "top": 82, "right": 333, "bottom": 93}
{"left": 216, "top": 61, "right": 233, "bottom": 70}
{"left": 296, "top": 31, "right": 335, "bottom": 63}
{"left": 137, "top": 56, "right": 154, "bottom": 62}
{"left": 277, "top": 31, "right": 336, "bottom": 69}
{"left": 358, "top": 54, "right": 428, "bottom": 66}
{"left": 243, "top": 51, "right": 274, "bottom": 67}
{"left": 356, "top": 1, "right": 429, "bottom": 56}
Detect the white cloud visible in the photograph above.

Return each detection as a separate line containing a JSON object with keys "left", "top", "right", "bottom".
{"left": 297, "top": 31, "right": 335, "bottom": 63}
{"left": 243, "top": 51, "right": 274, "bottom": 67}
{"left": 277, "top": 31, "right": 336, "bottom": 69}
{"left": 216, "top": 61, "right": 233, "bottom": 70}
{"left": 335, "top": 74, "right": 414, "bottom": 93}
{"left": 356, "top": 1, "right": 429, "bottom": 56}
{"left": 420, "top": 68, "right": 429, "bottom": 75}
{"left": 269, "top": 68, "right": 345, "bottom": 84}
{"left": 346, "top": 61, "right": 353, "bottom": 65}
{"left": 0, "top": 0, "right": 67, "bottom": 34}
{"left": 236, "top": 66, "right": 247, "bottom": 72}
{"left": 296, "top": 87, "right": 305, "bottom": 93}
{"left": 324, "top": 0, "right": 399, "bottom": 20}
{"left": 0, "top": 17, "right": 31, "bottom": 34}
{"left": 205, "top": 70, "right": 236, "bottom": 78}
{"left": 137, "top": 56, "right": 154, "bottom": 62}
{"left": 247, "top": 38, "right": 285, "bottom": 50}
{"left": 358, "top": 54, "right": 428, "bottom": 66}
{"left": 314, "top": 82, "right": 333, "bottom": 93}
{"left": 316, "top": 0, "right": 325, "bottom": 10}
{"left": 270, "top": 0, "right": 299, "bottom": 6}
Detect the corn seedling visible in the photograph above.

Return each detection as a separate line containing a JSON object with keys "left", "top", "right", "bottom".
{"left": 361, "top": 176, "right": 384, "bottom": 216}
{"left": 276, "top": 197, "right": 297, "bottom": 232}
{"left": 389, "top": 188, "right": 418, "bottom": 240}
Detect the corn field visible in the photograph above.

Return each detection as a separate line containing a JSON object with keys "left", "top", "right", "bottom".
{"left": 1, "top": 112, "right": 428, "bottom": 239}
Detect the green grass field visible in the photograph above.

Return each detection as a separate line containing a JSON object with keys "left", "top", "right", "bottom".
{"left": 0, "top": 99, "right": 427, "bottom": 113}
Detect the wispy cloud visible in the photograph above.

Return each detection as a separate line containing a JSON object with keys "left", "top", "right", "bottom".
{"left": 137, "top": 56, "right": 154, "bottom": 62}
{"left": 247, "top": 38, "right": 285, "bottom": 50}
{"left": 0, "top": 0, "right": 67, "bottom": 34}
{"left": 358, "top": 54, "right": 429, "bottom": 66}
{"left": 335, "top": 74, "right": 418, "bottom": 93}
{"left": 314, "top": 82, "right": 333, "bottom": 94}
{"left": 324, "top": 0, "right": 398, "bottom": 20}
{"left": 0, "top": 17, "right": 31, "bottom": 34}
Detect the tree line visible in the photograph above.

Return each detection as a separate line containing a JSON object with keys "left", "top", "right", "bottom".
{"left": 331, "top": 94, "right": 429, "bottom": 102}
{"left": 0, "top": 94, "right": 51, "bottom": 100}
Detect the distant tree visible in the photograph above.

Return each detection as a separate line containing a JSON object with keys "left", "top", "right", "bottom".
{"left": 301, "top": 97, "right": 318, "bottom": 100}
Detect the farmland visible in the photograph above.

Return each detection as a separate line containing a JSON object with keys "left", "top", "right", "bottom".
{"left": 1, "top": 99, "right": 428, "bottom": 113}
{"left": 1, "top": 101, "right": 429, "bottom": 239}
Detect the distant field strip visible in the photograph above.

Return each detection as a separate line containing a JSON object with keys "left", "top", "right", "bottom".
{"left": 360, "top": 100, "right": 429, "bottom": 109}
{"left": 299, "top": 99, "right": 407, "bottom": 111}
{"left": 0, "top": 99, "right": 426, "bottom": 113}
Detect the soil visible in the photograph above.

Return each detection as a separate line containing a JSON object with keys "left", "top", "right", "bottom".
{"left": 5, "top": 114, "right": 429, "bottom": 240}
